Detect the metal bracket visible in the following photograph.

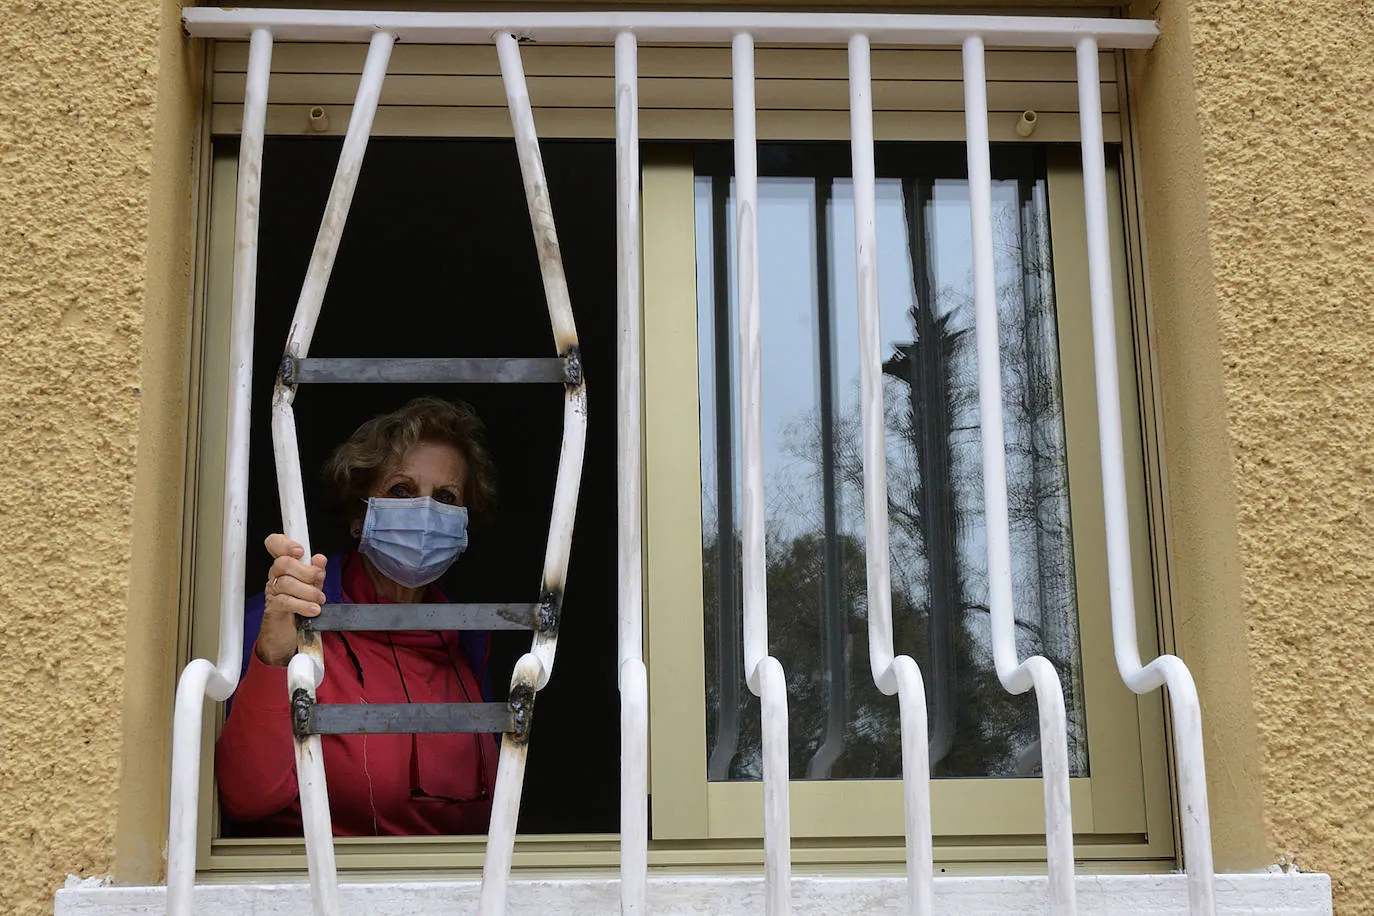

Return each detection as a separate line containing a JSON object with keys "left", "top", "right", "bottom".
{"left": 536, "top": 590, "right": 562, "bottom": 637}
{"left": 508, "top": 684, "right": 537, "bottom": 744}
{"left": 562, "top": 345, "right": 583, "bottom": 389}
{"left": 291, "top": 687, "right": 315, "bottom": 739}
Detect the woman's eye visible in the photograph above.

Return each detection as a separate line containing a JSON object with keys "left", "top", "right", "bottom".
{"left": 435, "top": 490, "right": 458, "bottom": 505}
{"left": 388, "top": 483, "right": 411, "bottom": 498}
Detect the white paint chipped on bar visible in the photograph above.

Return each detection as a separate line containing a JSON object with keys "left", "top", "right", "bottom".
{"left": 847, "top": 32, "right": 933, "bottom": 915}
{"left": 962, "top": 34, "right": 1077, "bottom": 914}
{"left": 181, "top": 8, "right": 1158, "bottom": 48}
{"left": 615, "top": 28, "right": 650, "bottom": 916}
{"left": 164, "top": 28, "right": 272, "bottom": 916}
{"left": 1073, "top": 37, "right": 1216, "bottom": 916}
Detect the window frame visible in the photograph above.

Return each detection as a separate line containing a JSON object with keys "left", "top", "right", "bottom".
{"left": 641, "top": 145, "right": 1175, "bottom": 863}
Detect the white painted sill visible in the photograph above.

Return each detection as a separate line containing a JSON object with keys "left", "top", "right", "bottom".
{"left": 56, "top": 873, "right": 1332, "bottom": 914}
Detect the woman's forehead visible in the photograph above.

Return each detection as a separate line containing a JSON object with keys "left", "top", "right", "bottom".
{"left": 384, "top": 440, "right": 468, "bottom": 482}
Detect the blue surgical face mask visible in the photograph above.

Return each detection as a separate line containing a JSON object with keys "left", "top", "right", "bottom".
{"left": 357, "top": 496, "right": 469, "bottom": 589}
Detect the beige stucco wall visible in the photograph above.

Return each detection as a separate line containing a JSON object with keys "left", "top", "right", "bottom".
{"left": 0, "top": 0, "right": 198, "bottom": 911}
{"left": 1, "top": 0, "right": 1372, "bottom": 913}
{"left": 1130, "top": 0, "right": 1374, "bottom": 911}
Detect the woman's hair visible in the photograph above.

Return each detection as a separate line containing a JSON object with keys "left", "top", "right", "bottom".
{"left": 323, "top": 396, "right": 497, "bottom": 528}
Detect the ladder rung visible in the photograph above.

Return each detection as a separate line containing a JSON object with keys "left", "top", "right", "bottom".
{"left": 309, "top": 603, "right": 538, "bottom": 632}
{"left": 307, "top": 702, "right": 514, "bottom": 735}
{"left": 287, "top": 356, "right": 569, "bottom": 385}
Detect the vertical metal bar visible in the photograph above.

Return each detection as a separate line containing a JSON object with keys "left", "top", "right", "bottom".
{"left": 732, "top": 32, "right": 792, "bottom": 916}
{"left": 732, "top": 33, "right": 767, "bottom": 691}
{"left": 166, "top": 28, "right": 272, "bottom": 916}
{"left": 1075, "top": 37, "right": 1215, "bottom": 915}
{"left": 615, "top": 29, "right": 649, "bottom": 916}
{"left": 707, "top": 174, "right": 742, "bottom": 782}
{"left": 962, "top": 34, "right": 1077, "bottom": 914}
{"left": 481, "top": 32, "right": 590, "bottom": 914}
{"left": 806, "top": 175, "right": 847, "bottom": 781}
{"left": 848, "top": 34, "right": 934, "bottom": 915}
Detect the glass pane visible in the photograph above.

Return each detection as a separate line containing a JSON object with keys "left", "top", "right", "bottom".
{"left": 698, "top": 145, "right": 1087, "bottom": 782}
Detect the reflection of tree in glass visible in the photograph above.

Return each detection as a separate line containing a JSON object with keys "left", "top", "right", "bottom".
{"left": 704, "top": 173, "right": 1086, "bottom": 782}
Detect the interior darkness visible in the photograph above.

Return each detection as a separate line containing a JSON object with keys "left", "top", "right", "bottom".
{"left": 226, "top": 136, "right": 618, "bottom": 835}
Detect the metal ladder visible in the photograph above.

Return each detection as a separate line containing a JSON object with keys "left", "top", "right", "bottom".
{"left": 266, "top": 30, "right": 587, "bottom": 916}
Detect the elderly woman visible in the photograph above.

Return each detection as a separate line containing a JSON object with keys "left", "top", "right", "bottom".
{"left": 216, "top": 396, "right": 500, "bottom": 836}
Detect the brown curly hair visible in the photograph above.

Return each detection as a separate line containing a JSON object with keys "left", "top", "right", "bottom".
{"left": 323, "top": 396, "right": 497, "bottom": 530}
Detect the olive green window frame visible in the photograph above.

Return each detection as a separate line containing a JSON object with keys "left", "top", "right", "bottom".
{"left": 641, "top": 146, "right": 1175, "bottom": 864}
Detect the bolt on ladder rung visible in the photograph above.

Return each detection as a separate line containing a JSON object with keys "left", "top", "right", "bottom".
{"left": 304, "top": 603, "right": 540, "bottom": 632}
{"left": 283, "top": 355, "right": 575, "bottom": 385}
{"left": 299, "top": 701, "right": 517, "bottom": 736}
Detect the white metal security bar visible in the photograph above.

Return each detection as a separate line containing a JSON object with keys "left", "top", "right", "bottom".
{"left": 168, "top": 9, "right": 1213, "bottom": 916}
{"left": 1074, "top": 38, "right": 1215, "bottom": 915}
{"left": 615, "top": 30, "right": 650, "bottom": 916}
{"left": 847, "top": 32, "right": 935, "bottom": 916}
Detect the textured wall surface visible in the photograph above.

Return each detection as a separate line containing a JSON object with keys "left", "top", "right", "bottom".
{"left": 2, "top": 0, "right": 1372, "bottom": 913}
{"left": 1186, "top": 1, "right": 1374, "bottom": 910}
{"left": 0, "top": 0, "right": 193, "bottom": 912}
{"left": 1134, "top": 0, "right": 1374, "bottom": 911}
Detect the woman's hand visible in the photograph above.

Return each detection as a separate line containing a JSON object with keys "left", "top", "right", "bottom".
{"left": 255, "top": 534, "right": 328, "bottom": 667}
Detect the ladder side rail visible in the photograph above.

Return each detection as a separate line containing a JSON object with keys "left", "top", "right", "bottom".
{"left": 1074, "top": 38, "right": 1215, "bottom": 915}
{"left": 166, "top": 29, "right": 273, "bottom": 916}
{"left": 962, "top": 35, "right": 1077, "bottom": 914}
{"left": 732, "top": 33, "right": 793, "bottom": 916}
{"left": 272, "top": 31, "right": 396, "bottom": 916}
{"left": 615, "top": 29, "right": 649, "bottom": 916}
{"left": 480, "top": 32, "right": 590, "bottom": 915}
{"left": 847, "top": 33, "right": 935, "bottom": 916}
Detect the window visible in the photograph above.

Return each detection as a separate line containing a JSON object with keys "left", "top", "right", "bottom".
{"left": 185, "top": 34, "right": 1175, "bottom": 876}
{"left": 643, "top": 144, "right": 1174, "bottom": 861}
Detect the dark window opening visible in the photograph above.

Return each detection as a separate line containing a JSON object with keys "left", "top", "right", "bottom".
{"left": 221, "top": 137, "right": 619, "bottom": 836}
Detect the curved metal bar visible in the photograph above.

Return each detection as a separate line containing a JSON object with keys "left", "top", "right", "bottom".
{"left": 270, "top": 30, "right": 394, "bottom": 915}
{"left": 733, "top": 33, "right": 793, "bottom": 916}
{"left": 963, "top": 34, "right": 1077, "bottom": 913}
{"left": 478, "top": 32, "right": 590, "bottom": 913}
{"left": 848, "top": 34, "right": 935, "bottom": 913}
{"left": 495, "top": 30, "right": 586, "bottom": 690}
{"left": 1075, "top": 37, "right": 1215, "bottom": 915}
{"left": 165, "top": 29, "right": 273, "bottom": 916}
{"left": 479, "top": 651, "right": 543, "bottom": 916}
{"left": 282, "top": 30, "right": 394, "bottom": 365}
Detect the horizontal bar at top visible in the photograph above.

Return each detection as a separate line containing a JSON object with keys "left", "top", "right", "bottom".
{"left": 308, "top": 702, "right": 514, "bottom": 734}
{"left": 213, "top": 43, "right": 1118, "bottom": 83}
{"left": 292, "top": 356, "right": 567, "bottom": 384}
{"left": 183, "top": 10, "right": 1158, "bottom": 49}
{"left": 212, "top": 104, "right": 1123, "bottom": 143}
{"left": 212, "top": 72, "right": 1118, "bottom": 114}
{"left": 310, "top": 602, "right": 538, "bottom": 631}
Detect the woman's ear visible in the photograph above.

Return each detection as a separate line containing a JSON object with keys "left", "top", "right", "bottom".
{"left": 349, "top": 517, "right": 363, "bottom": 539}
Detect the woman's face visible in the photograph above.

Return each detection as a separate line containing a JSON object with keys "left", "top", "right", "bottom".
{"left": 372, "top": 440, "right": 469, "bottom": 506}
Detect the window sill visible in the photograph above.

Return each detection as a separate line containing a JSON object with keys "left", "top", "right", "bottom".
{"left": 55, "top": 872, "right": 1332, "bottom": 914}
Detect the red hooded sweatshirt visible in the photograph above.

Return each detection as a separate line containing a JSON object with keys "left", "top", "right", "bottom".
{"left": 215, "top": 552, "right": 499, "bottom": 836}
